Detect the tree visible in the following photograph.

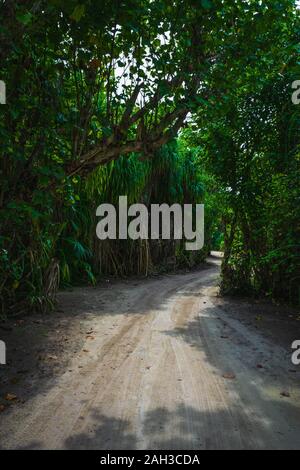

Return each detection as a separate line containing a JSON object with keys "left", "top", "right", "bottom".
{"left": 0, "top": 0, "right": 298, "bottom": 313}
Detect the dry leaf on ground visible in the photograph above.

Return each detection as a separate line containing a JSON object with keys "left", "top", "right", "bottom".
{"left": 5, "top": 393, "right": 18, "bottom": 401}
{"left": 222, "top": 373, "right": 236, "bottom": 380}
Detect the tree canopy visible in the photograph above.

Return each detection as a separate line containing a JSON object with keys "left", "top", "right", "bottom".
{"left": 0, "top": 0, "right": 299, "bottom": 313}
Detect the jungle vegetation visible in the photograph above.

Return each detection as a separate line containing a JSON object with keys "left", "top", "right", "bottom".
{"left": 0, "top": 0, "right": 299, "bottom": 315}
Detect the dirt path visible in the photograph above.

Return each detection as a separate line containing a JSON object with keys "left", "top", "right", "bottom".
{"left": 1, "top": 255, "right": 300, "bottom": 450}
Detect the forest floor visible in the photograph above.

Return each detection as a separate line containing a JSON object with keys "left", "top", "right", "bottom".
{"left": 0, "top": 254, "right": 300, "bottom": 449}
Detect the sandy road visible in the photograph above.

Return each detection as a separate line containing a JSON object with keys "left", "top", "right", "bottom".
{"left": 1, "top": 255, "right": 300, "bottom": 450}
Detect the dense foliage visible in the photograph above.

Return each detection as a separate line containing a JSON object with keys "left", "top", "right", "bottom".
{"left": 186, "top": 48, "right": 300, "bottom": 302}
{"left": 0, "top": 0, "right": 299, "bottom": 315}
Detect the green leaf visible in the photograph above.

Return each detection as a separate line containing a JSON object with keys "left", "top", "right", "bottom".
{"left": 201, "top": 0, "right": 213, "bottom": 9}
{"left": 16, "top": 12, "right": 33, "bottom": 26}
{"left": 70, "top": 4, "right": 85, "bottom": 22}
